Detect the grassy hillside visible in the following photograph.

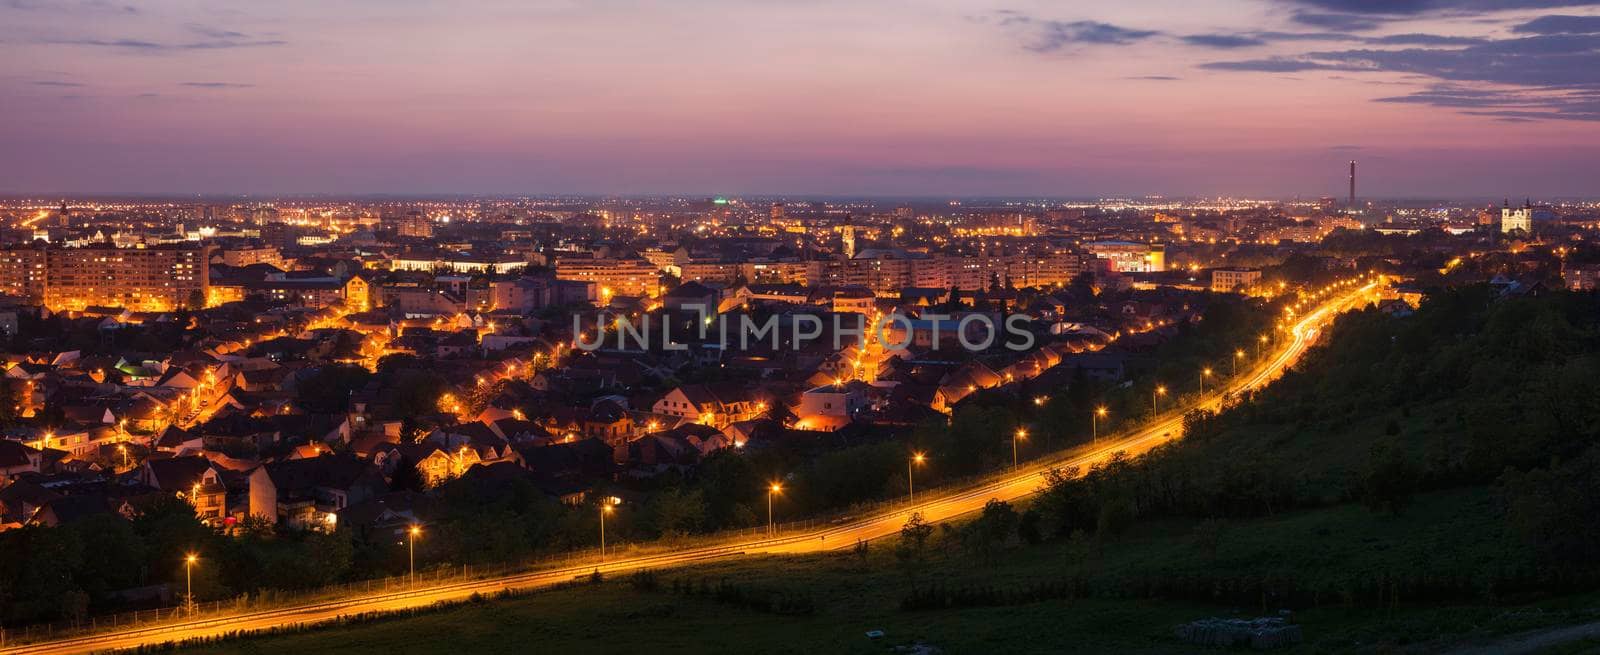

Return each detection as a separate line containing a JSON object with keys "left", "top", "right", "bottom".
{"left": 167, "top": 486, "right": 1590, "bottom": 654}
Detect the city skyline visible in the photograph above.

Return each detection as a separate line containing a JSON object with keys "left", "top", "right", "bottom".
{"left": 5, "top": 0, "right": 1600, "bottom": 197}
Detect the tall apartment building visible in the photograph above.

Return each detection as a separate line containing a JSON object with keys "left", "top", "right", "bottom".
{"left": 384, "top": 210, "right": 435, "bottom": 238}
{"left": 47, "top": 245, "right": 210, "bottom": 312}
{"left": 554, "top": 257, "right": 660, "bottom": 299}
{"left": 679, "top": 261, "right": 744, "bottom": 284}
{"left": 0, "top": 248, "right": 47, "bottom": 301}
{"left": 0, "top": 244, "right": 211, "bottom": 312}
{"left": 804, "top": 250, "right": 1083, "bottom": 295}
{"left": 741, "top": 260, "right": 809, "bottom": 285}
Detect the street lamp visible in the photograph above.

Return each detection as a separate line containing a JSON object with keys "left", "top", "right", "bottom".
{"left": 599, "top": 502, "right": 614, "bottom": 562}
{"left": 407, "top": 525, "right": 421, "bottom": 585}
{"left": 1093, "top": 406, "right": 1107, "bottom": 442}
{"left": 767, "top": 483, "right": 783, "bottom": 536}
{"left": 1200, "top": 368, "right": 1212, "bottom": 393}
{"left": 184, "top": 553, "right": 198, "bottom": 614}
{"left": 1012, "top": 428, "right": 1027, "bottom": 469}
{"left": 1233, "top": 349, "right": 1244, "bottom": 375}
{"left": 1152, "top": 385, "right": 1167, "bottom": 414}
{"left": 1257, "top": 334, "right": 1268, "bottom": 356}
{"left": 908, "top": 453, "right": 925, "bottom": 503}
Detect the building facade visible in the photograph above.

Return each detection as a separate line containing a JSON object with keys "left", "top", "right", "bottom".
{"left": 0, "top": 244, "right": 210, "bottom": 312}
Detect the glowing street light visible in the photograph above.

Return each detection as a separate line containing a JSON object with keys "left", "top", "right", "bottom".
{"left": 1093, "top": 406, "right": 1108, "bottom": 442}
{"left": 908, "top": 452, "right": 926, "bottom": 504}
{"left": 1233, "top": 349, "right": 1244, "bottom": 376}
{"left": 767, "top": 483, "right": 783, "bottom": 536}
{"left": 1200, "top": 367, "right": 1212, "bottom": 393}
{"left": 1152, "top": 385, "right": 1167, "bottom": 415}
{"left": 1012, "top": 428, "right": 1027, "bottom": 469}
{"left": 599, "top": 501, "right": 615, "bottom": 562}
{"left": 407, "top": 525, "right": 421, "bottom": 585}
{"left": 184, "top": 553, "right": 198, "bottom": 614}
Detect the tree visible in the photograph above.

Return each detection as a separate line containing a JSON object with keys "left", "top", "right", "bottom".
{"left": 895, "top": 512, "right": 935, "bottom": 568}
{"left": 645, "top": 488, "right": 708, "bottom": 538}
{"left": 390, "top": 455, "right": 427, "bottom": 492}
{"left": 961, "top": 499, "right": 1019, "bottom": 562}
{"left": 0, "top": 383, "right": 19, "bottom": 427}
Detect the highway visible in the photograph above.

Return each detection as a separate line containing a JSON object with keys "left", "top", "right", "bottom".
{"left": 0, "top": 282, "right": 1376, "bottom": 655}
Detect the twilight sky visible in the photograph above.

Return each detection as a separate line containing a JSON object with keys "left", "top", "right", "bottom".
{"left": 4, "top": 0, "right": 1600, "bottom": 198}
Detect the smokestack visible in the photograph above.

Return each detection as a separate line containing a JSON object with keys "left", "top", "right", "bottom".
{"left": 1348, "top": 160, "right": 1356, "bottom": 206}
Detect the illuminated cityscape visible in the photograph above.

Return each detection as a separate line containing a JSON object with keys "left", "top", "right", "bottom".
{"left": 4, "top": 1, "right": 1600, "bottom": 654}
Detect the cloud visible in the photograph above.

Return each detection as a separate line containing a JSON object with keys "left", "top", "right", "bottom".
{"left": 1193, "top": 30, "right": 1483, "bottom": 47}
{"left": 1251, "top": 30, "right": 1365, "bottom": 41}
{"left": 1200, "top": 57, "right": 1347, "bottom": 72}
{"left": 1366, "top": 33, "right": 1488, "bottom": 45}
{"left": 1513, "top": 14, "right": 1600, "bottom": 33}
{"left": 1289, "top": 11, "right": 1384, "bottom": 31}
{"left": 1329, "top": 144, "right": 1364, "bottom": 150}
{"left": 1205, "top": 33, "right": 1600, "bottom": 86}
{"left": 40, "top": 25, "right": 285, "bottom": 53}
{"left": 186, "top": 24, "right": 247, "bottom": 40}
{"left": 1373, "top": 83, "right": 1600, "bottom": 120}
{"left": 44, "top": 36, "right": 287, "bottom": 51}
{"left": 2, "top": 0, "right": 137, "bottom": 14}
{"left": 1125, "top": 75, "right": 1182, "bottom": 80}
{"left": 33, "top": 80, "right": 85, "bottom": 87}
{"left": 1281, "top": 0, "right": 1600, "bottom": 15}
{"left": 1182, "top": 33, "right": 1268, "bottom": 48}
{"left": 1281, "top": 1, "right": 1600, "bottom": 34}
{"left": 1030, "top": 21, "right": 1161, "bottom": 50}
{"left": 1204, "top": 26, "right": 1600, "bottom": 121}
{"left": 180, "top": 82, "right": 254, "bottom": 88}
{"left": 990, "top": 13, "right": 1161, "bottom": 52}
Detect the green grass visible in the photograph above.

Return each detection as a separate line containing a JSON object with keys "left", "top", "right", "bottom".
{"left": 172, "top": 487, "right": 1600, "bottom": 655}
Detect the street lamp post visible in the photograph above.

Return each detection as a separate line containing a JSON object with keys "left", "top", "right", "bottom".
{"left": 407, "top": 525, "right": 420, "bottom": 586}
{"left": 1152, "top": 385, "right": 1167, "bottom": 415}
{"left": 599, "top": 502, "right": 614, "bottom": 562}
{"left": 1234, "top": 349, "right": 1244, "bottom": 376}
{"left": 908, "top": 453, "right": 925, "bottom": 503}
{"left": 1257, "top": 334, "right": 1268, "bottom": 357}
{"left": 767, "top": 483, "right": 782, "bottom": 536}
{"left": 1093, "top": 406, "right": 1107, "bottom": 442}
{"left": 1200, "top": 368, "right": 1212, "bottom": 393}
{"left": 1012, "top": 428, "right": 1027, "bottom": 469}
{"left": 184, "top": 554, "right": 197, "bottom": 614}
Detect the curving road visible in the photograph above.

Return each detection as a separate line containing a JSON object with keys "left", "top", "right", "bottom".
{"left": 0, "top": 283, "right": 1376, "bottom": 655}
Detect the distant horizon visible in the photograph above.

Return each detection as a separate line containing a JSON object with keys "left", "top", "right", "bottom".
{"left": 1, "top": 191, "right": 1594, "bottom": 206}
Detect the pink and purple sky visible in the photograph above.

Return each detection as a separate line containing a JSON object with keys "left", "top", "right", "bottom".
{"left": 3, "top": 0, "right": 1600, "bottom": 197}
